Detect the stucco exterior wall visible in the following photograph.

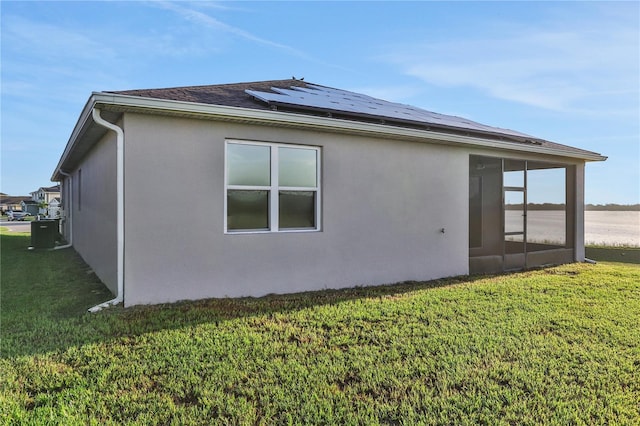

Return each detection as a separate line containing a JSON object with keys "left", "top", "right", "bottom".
{"left": 122, "top": 113, "right": 469, "bottom": 306}
{"left": 60, "top": 178, "right": 70, "bottom": 238}
{"left": 71, "top": 131, "right": 118, "bottom": 295}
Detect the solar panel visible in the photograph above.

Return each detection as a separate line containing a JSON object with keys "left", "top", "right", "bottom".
{"left": 245, "top": 83, "right": 537, "bottom": 141}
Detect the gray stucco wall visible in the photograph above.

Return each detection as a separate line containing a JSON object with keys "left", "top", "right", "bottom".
{"left": 71, "top": 131, "right": 118, "bottom": 295}
{"left": 122, "top": 113, "right": 469, "bottom": 306}
{"left": 59, "top": 178, "right": 70, "bottom": 239}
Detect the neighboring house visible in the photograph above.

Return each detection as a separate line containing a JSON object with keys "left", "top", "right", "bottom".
{"left": 31, "top": 184, "right": 61, "bottom": 204}
{"left": 21, "top": 200, "right": 39, "bottom": 216}
{"left": 51, "top": 79, "right": 606, "bottom": 308}
{"left": 30, "top": 185, "right": 61, "bottom": 215}
{"left": 1, "top": 195, "right": 31, "bottom": 214}
{"left": 48, "top": 197, "right": 61, "bottom": 219}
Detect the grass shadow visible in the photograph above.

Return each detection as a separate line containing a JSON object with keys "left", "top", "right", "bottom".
{"left": 585, "top": 246, "right": 640, "bottom": 264}
{"left": 1, "top": 231, "right": 490, "bottom": 358}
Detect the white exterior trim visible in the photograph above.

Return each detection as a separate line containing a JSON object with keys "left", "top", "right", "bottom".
{"left": 52, "top": 92, "right": 606, "bottom": 181}
{"left": 94, "top": 92, "right": 605, "bottom": 160}
{"left": 224, "top": 139, "right": 321, "bottom": 234}
{"left": 87, "top": 108, "right": 124, "bottom": 312}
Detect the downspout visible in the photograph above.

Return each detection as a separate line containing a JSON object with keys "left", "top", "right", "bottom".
{"left": 88, "top": 108, "right": 124, "bottom": 312}
{"left": 53, "top": 170, "right": 73, "bottom": 249}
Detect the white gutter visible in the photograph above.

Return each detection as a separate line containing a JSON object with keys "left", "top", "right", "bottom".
{"left": 51, "top": 96, "right": 96, "bottom": 181}
{"left": 53, "top": 92, "right": 606, "bottom": 183}
{"left": 52, "top": 92, "right": 606, "bottom": 183}
{"left": 88, "top": 108, "right": 124, "bottom": 312}
{"left": 53, "top": 170, "right": 73, "bottom": 250}
{"left": 91, "top": 92, "right": 607, "bottom": 162}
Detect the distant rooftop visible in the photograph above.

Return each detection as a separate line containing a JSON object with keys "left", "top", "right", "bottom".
{"left": 40, "top": 184, "right": 60, "bottom": 192}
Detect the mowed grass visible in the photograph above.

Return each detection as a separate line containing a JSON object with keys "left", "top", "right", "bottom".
{"left": 586, "top": 246, "right": 640, "bottom": 264}
{"left": 1, "top": 230, "right": 639, "bottom": 425}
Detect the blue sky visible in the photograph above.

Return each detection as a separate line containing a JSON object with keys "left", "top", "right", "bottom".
{"left": 2, "top": 1, "right": 638, "bottom": 204}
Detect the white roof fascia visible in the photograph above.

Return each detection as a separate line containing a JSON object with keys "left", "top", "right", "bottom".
{"left": 53, "top": 92, "right": 607, "bottom": 179}
{"left": 96, "top": 93, "right": 606, "bottom": 161}
{"left": 51, "top": 94, "right": 100, "bottom": 181}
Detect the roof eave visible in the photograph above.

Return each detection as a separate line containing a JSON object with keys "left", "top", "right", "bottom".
{"left": 51, "top": 93, "right": 103, "bottom": 181}
{"left": 52, "top": 92, "right": 607, "bottom": 181}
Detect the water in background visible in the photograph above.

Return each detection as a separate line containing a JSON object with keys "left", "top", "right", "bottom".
{"left": 585, "top": 211, "right": 640, "bottom": 247}
{"left": 505, "top": 211, "right": 640, "bottom": 247}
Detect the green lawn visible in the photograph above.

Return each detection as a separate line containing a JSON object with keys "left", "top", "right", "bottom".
{"left": 1, "top": 230, "right": 639, "bottom": 425}
{"left": 586, "top": 246, "right": 640, "bottom": 264}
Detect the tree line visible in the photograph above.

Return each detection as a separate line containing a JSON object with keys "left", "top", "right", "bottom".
{"left": 505, "top": 203, "right": 640, "bottom": 211}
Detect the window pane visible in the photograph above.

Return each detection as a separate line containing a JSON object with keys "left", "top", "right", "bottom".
{"left": 469, "top": 176, "right": 482, "bottom": 248}
{"left": 504, "top": 159, "right": 525, "bottom": 188}
{"left": 505, "top": 191, "right": 524, "bottom": 234}
{"left": 279, "top": 191, "right": 315, "bottom": 229}
{"left": 279, "top": 147, "right": 317, "bottom": 187}
{"left": 227, "top": 144, "right": 270, "bottom": 186}
{"left": 527, "top": 166, "right": 566, "bottom": 248}
{"left": 227, "top": 190, "right": 269, "bottom": 230}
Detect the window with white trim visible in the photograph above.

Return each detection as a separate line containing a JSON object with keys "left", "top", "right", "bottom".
{"left": 225, "top": 140, "right": 321, "bottom": 233}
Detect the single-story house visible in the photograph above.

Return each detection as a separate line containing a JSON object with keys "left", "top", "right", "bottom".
{"left": 51, "top": 79, "right": 606, "bottom": 309}
{"left": 1, "top": 195, "right": 31, "bottom": 214}
{"left": 21, "top": 200, "right": 39, "bottom": 216}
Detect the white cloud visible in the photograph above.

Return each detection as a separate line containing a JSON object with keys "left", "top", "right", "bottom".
{"left": 153, "top": 1, "right": 313, "bottom": 60}
{"left": 149, "top": 1, "right": 352, "bottom": 73}
{"left": 383, "top": 5, "right": 639, "bottom": 116}
{"left": 1, "top": 15, "right": 124, "bottom": 102}
{"left": 2, "top": 15, "right": 116, "bottom": 62}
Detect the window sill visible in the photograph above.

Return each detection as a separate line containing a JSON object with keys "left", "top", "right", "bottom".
{"left": 225, "top": 228, "right": 321, "bottom": 235}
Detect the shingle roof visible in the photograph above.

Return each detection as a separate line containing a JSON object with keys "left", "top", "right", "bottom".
{"left": 0, "top": 196, "right": 31, "bottom": 205}
{"left": 108, "top": 79, "right": 307, "bottom": 111}
{"left": 41, "top": 185, "right": 60, "bottom": 192}
{"left": 105, "top": 78, "right": 602, "bottom": 158}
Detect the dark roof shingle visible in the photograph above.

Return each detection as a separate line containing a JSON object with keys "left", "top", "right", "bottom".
{"left": 108, "top": 79, "right": 308, "bottom": 111}
{"left": 105, "top": 79, "right": 602, "bottom": 158}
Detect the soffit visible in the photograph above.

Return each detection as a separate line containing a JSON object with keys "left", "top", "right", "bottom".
{"left": 105, "top": 79, "right": 605, "bottom": 159}
{"left": 53, "top": 80, "right": 606, "bottom": 181}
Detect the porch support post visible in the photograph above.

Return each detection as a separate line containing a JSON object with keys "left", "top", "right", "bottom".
{"left": 573, "top": 163, "right": 586, "bottom": 262}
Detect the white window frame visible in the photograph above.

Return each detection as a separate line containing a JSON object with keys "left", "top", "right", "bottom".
{"left": 224, "top": 139, "right": 321, "bottom": 234}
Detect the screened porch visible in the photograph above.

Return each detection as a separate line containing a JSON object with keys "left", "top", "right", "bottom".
{"left": 469, "top": 155, "right": 577, "bottom": 274}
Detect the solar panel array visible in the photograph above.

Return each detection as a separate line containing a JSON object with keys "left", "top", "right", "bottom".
{"left": 245, "top": 84, "right": 536, "bottom": 141}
